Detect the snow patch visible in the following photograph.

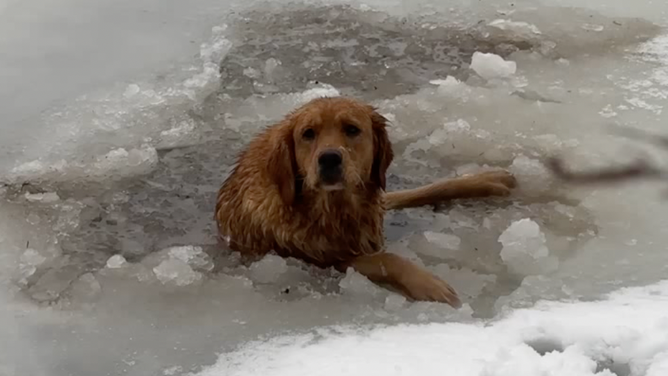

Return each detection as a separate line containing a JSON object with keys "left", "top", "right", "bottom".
{"left": 196, "top": 281, "right": 668, "bottom": 376}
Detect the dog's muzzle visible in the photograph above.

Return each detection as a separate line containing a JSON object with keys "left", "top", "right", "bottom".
{"left": 317, "top": 149, "right": 343, "bottom": 187}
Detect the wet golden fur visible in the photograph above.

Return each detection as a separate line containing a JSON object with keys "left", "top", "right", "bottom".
{"left": 215, "top": 97, "right": 516, "bottom": 307}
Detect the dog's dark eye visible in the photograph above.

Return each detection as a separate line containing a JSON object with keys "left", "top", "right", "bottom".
{"left": 344, "top": 124, "right": 360, "bottom": 137}
{"left": 302, "top": 128, "right": 316, "bottom": 140}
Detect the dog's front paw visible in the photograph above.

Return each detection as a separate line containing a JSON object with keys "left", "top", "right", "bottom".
{"left": 398, "top": 269, "right": 462, "bottom": 308}
{"left": 463, "top": 170, "right": 517, "bottom": 197}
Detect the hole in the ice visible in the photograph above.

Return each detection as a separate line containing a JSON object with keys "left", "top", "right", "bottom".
{"left": 3, "top": 135, "right": 599, "bottom": 309}
{"left": 525, "top": 338, "right": 564, "bottom": 355}
{"left": 595, "top": 358, "right": 631, "bottom": 376}
{"left": 0, "top": 3, "right": 605, "bottom": 311}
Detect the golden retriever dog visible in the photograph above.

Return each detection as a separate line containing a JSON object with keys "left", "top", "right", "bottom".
{"left": 215, "top": 96, "right": 516, "bottom": 308}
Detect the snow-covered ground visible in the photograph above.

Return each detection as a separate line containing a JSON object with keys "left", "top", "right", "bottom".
{"left": 203, "top": 281, "right": 668, "bottom": 376}
{"left": 1, "top": 0, "right": 668, "bottom": 375}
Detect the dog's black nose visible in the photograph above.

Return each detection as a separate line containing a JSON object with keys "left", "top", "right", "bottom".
{"left": 318, "top": 150, "right": 343, "bottom": 169}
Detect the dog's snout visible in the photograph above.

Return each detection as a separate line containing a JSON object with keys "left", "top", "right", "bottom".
{"left": 318, "top": 149, "right": 344, "bottom": 187}
{"left": 318, "top": 150, "right": 343, "bottom": 169}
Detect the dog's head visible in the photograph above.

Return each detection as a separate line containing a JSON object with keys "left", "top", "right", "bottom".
{"left": 266, "top": 97, "right": 393, "bottom": 205}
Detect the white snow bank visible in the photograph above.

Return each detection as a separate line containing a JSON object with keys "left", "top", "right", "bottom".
{"left": 196, "top": 280, "right": 668, "bottom": 376}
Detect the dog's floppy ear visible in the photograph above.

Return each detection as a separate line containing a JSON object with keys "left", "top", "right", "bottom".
{"left": 368, "top": 107, "right": 394, "bottom": 190}
{"left": 266, "top": 123, "right": 298, "bottom": 206}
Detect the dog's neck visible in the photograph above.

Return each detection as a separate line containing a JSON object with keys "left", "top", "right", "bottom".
{"left": 298, "top": 182, "right": 383, "bottom": 218}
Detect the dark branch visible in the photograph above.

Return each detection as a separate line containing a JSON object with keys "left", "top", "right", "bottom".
{"left": 546, "top": 125, "right": 668, "bottom": 185}
{"left": 545, "top": 157, "right": 664, "bottom": 184}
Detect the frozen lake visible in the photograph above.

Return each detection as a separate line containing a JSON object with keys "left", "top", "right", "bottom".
{"left": 1, "top": 0, "right": 668, "bottom": 375}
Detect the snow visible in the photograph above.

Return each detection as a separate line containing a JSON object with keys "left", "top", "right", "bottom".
{"left": 196, "top": 281, "right": 668, "bottom": 376}
{"left": 1, "top": 0, "right": 668, "bottom": 375}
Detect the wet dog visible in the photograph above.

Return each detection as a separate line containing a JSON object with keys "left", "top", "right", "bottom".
{"left": 215, "top": 96, "right": 516, "bottom": 307}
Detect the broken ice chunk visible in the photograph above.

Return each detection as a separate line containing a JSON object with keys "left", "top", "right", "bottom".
{"left": 455, "top": 163, "right": 484, "bottom": 176}
{"left": 17, "top": 247, "right": 59, "bottom": 285}
{"left": 162, "top": 366, "right": 183, "bottom": 376}
{"left": 443, "top": 118, "right": 471, "bottom": 133}
{"left": 141, "top": 245, "right": 214, "bottom": 274}
{"left": 243, "top": 67, "right": 261, "bottom": 79}
{"left": 429, "top": 76, "right": 461, "bottom": 87}
{"left": 70, "top": 273, "right": 102, "bottom": 302}
{"left": 487, "top": 19, "right": 542, "bottom": 37}
{"left": 264, "top": 58, "right": 283, "bottom": 81}
{"left": 24, "top": 192, "right": 60, "bottom": 203}
{"left": 384, "top": 294, "right": 407, "bottom": 310}
{"left": 448, "top": 208, "right": 479, "bottom": 230}
{"left": 157, "top": 120, "right": 198, "bottom": 149}
{"left": 28, "top": 265, "right": 82, "bottom": 302}
{"left": 498, "top": 219, "right": 559, "bottom": 276}
{"left": 581, "top": 23, "right": 604, "bottom": 32}
{"left": 427, "top": 119, "right": 472, "bottom": 146}
{"left": 16, "top": 265, "right": 37, "bottom": 286}
{"left": 430, "top": 264, "right": 497, "bottom": 299}
{"left": 509, "top": 155, "right": 555, "bottom": 196}
{"left": 429, "top": 75, "right": 463, "bottom": 93}
{"left": 20, "top": 248, "right": 49, "bottom": 268}
{"left": 494, "top": 275, "right": 569, "bottom": 312}
{"left": 339, "top": 268, "right": 386, "bottom": 299}
{"left": 430, "top": 75, "right": 471, "bottom": 98}
{"left": 102, "top": 254, "right": 154, "bottom": 282}
{"left": 248, "top": 254, "right": 289, "bottom": 284}
{"left": 386, "top": 237, "right": 425, "bottom": 267}
{"left": 123, "top": 84, "right": 141, "bottom": 98}
{"left": 167, "top": 246, "right": 214, "bottom": 272}
{"left": 106, "top": 255, "right": 128, "bottom": 269}
{"left": 410, "top": 232, "right": 460, "bottom": 261}
{"left": 153, "top": 259, "right": 202, "bottom": 287}
{"left": 423, "top": 231, "right": 462, "bottom": 251}
{"left": 470, "top": 52, "right": 517, "bottom": 80}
